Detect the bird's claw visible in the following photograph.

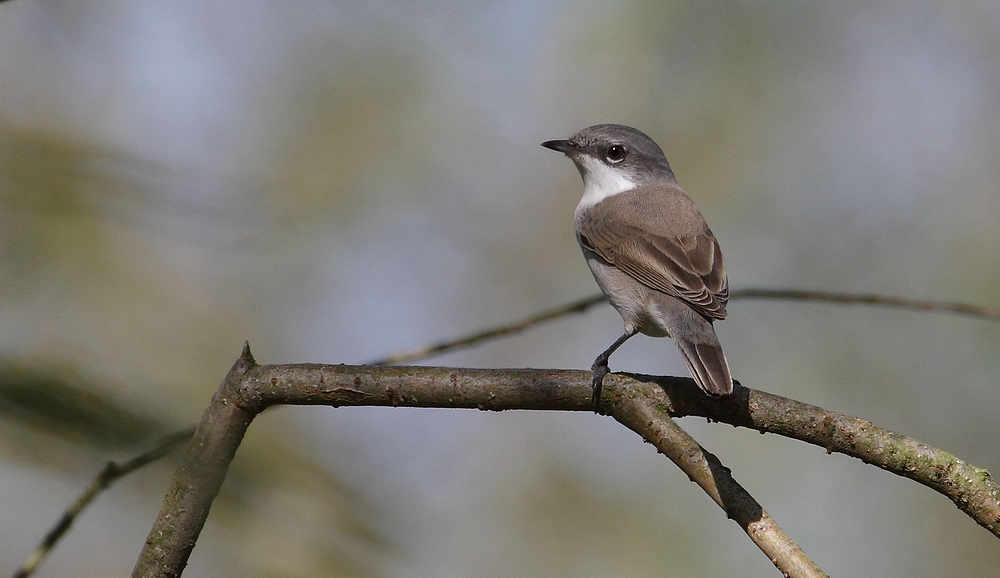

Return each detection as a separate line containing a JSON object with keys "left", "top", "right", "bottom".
{"left": 591, "top": 360, "right": 610, "bottom": 409}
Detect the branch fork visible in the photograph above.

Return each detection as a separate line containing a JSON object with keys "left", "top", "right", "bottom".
{"left": 132, "top": 341, "right": 993, "bottom": 578}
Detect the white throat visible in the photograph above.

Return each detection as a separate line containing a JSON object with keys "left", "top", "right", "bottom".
{"left": 573, "top": 155, "right": 637, "bottom": 216}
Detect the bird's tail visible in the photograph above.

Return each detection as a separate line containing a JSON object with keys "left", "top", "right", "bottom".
{"left": 676, "top": 336, "right": 733, "bottom": 396}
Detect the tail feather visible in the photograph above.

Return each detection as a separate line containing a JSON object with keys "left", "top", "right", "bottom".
{"left": 676, "top": 339, "right": 733, "bottom": 396}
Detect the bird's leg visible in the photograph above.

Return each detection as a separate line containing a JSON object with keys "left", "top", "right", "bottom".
{"left": 591, "top": 331, "right": 635, "bottom": 409}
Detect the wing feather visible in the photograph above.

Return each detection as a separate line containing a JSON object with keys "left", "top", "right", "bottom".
{"left": 577, "top": 185, "right": 728, "bottom": 320}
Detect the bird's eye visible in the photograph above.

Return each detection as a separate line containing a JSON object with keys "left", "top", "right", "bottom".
{"left": 605, "top": 144, "right": 627, "bottom": 163}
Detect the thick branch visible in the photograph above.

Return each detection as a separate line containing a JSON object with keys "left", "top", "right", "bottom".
{"left": 135, "top": 356, "right": 1000, "bottom": 576}
{"left": 132, "top": 347, "right": 257, "bottom": 578}
{"left": 238, "top": 365, "right": 1000, "bottom": 537}
{"left": 239, "top": 363, "right": 1000, "bottom": 536}
{"left": 653, "top": 377, "right": 1000, "bottom": 535}
{"left": 133, "top": 353, "right": 828, "bottom": 578}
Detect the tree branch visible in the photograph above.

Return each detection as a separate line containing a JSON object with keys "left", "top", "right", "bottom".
{"left": 134, "top": 344, "right": 999, "bottom": 576}
{"left": 655, "top": 377, "right": 1000, "bottom": 535}
{"left": 371, "top": 289, "right": 1000, "bottom": 364}
{"left": 609, "top": 390, "right": 827, "bottom": 577}
{"left": 25, "top": 288, "right": 1000, "bottom": 576}
{"left": 12, "top": 428, "right": 194, "bottom": 578}
{"left": 368, "top": 294, "right": 607, "bottom": 365}
{"left": 731, "top": 288, "right": 1000, "bottom": 320}
{"left": 132, "top": 347, "right": 257, "bottom": 578}
{"left": 133, "top": 347, "right": 830, "bottom": 577}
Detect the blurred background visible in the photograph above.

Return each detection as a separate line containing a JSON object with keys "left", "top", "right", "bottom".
{"left": 2, "top": 0, "right": 999, "bottom": 576}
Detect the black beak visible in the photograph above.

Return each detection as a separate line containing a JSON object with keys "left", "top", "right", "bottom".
{"left": 541, "top": 139, "right": 580, "bottom": 154}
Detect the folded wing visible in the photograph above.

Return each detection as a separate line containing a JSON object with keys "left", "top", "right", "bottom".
{"left": 577, "top": 186, "right": 728, "bottom": 321}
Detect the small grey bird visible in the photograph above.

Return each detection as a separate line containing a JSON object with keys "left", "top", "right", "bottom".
{"left": 542, "top": 124, "right": 733, "bottom": 404}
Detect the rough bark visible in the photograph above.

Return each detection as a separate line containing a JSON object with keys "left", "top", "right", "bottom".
{"left": 133, "top": 346, "right": 1000, "bottom": 577}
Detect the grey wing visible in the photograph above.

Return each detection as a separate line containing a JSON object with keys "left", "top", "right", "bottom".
{"left": 622, "top": 232, "right": 728, "bottom": 319}
{"left": 578, "top": 199, "right": 728, "bottom": 321}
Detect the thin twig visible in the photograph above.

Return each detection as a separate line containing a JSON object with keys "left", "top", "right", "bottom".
{"left": 731, "top": 288, "right": 1000, "bottom": 320}
{"left": 370, "top": 289, "right": 1000, "bottom": 365}
{"left": 13, "top": 428, "right": 194, "bottom": 578}
{"left": 368, "top": 294, "right": 607, "bottom": 365}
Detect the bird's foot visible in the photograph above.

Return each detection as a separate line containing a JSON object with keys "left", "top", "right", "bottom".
{"left": 588, "top": 331, "right": 634, "bottom": 412}
{"left": 590, "top": 359, "right": 610, "bottom": 410}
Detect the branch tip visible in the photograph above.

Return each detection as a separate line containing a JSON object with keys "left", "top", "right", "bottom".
{"left": 234, "top": 342, "right": 256, "bottom": 374}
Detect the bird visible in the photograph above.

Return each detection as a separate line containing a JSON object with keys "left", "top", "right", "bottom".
{"left": 542, "top": 124, "right": 733, "bottom": 406}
